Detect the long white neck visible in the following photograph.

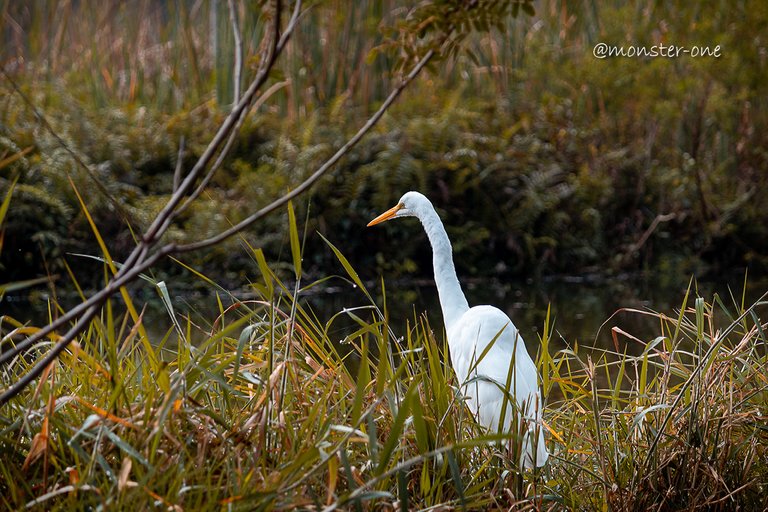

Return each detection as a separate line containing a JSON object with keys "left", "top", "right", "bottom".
{"left": 417, "top": 206, "right": 470, "bottom": 329}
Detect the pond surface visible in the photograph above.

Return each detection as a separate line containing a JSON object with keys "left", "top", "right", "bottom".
{"left": 4, "top": 271, "right": 765, "bottom": 361}
{"left": 302, "top": 271, "right": 765, "bottom": 358}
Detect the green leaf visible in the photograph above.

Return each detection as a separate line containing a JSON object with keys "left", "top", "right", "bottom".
{"left": 411, "top": 395, "right": 429, "bottom": 453}
{"left": 103, "top": 428, "right": 151, "bottom": 468}
{"left": 631, "top": 404, "right": 670, "bottom": 432}
{"left": 0, "top": 276, "right": 51, "bottom": 298}
{"left": 234, "top": 322, "right": 254, "bottom": 385}
{"left": 377, "top": 383, "right": 417, "bottom": 474}
{"left": 254, "top": 248, "right": 274, "bottom": 298}
{"left": 0, "top": 175, "right": 18, "bottom": 227}
{"left": 351, "top": 339, "right": 370, "bottom": 424}
{"left": 446, "top": 450, "right": 466, "bottom": 506}
{"left": 156, "top": 281, "right": 182, "bottom": 337}
{"left": 398, "top": 470, "right": 409, "bottom": 512}
{"left": 319, "top": 232, "right": 372, "bottom": 302}
{"left": 288, "top": 201, "right": 302, "bottom": 280}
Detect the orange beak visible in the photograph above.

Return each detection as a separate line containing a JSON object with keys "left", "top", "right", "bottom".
{"left": 367, "top": 204, "right": 403, "bottom": 227}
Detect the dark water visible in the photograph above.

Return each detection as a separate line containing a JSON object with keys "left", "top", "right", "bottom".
{"left": 3, "top": 272, "right": 765, "bottom": 359}
{"left": 304, "top": 272, "right": 766, "bottom": 358}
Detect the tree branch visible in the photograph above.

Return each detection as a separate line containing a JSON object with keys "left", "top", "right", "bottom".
{"left": 175, "top": 3, "right": 296, "bottom": 218}
{"left": 0, "top": 1, "right": 294, "bottom": 380}
{"left": 176, "top": 47, "right": 436, "bottom": 254}
{"left": 0, "top": 2, "right": 440, "bottom": 406}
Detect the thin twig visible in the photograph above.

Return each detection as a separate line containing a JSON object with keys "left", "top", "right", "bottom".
{"left": 622, "top": 212, "right": 676, "bottom": 264}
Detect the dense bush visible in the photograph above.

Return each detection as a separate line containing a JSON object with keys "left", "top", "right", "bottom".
{"left": 1, "top": 1, "right": 766, "bottom": 289}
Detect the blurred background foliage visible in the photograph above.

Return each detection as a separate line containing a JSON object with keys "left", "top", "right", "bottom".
{"left": 1, "top": 0, "right": 767, "bottom": 289}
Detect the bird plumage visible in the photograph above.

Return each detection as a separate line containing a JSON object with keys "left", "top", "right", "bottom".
{"left": 368, "top": 191, "right": 548, "bottom": 468}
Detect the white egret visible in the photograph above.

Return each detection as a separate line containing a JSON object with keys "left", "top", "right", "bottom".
{"left": 368, "top": 191, "right": 548, "bottom": 468}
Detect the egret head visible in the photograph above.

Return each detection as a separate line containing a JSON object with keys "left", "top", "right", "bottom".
{"left": 367, "top": 191, "right": 431, "bottom": 226}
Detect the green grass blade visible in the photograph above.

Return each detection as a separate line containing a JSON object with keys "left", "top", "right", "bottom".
{"left": 288, "top": 200, "right": 302, "bottom": 280}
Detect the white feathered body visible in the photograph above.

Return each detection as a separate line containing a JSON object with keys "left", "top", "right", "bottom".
{"left": 447, "top": 305, "right": 548, "bottom": 468}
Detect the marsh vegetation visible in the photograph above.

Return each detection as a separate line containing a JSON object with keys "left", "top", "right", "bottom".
{"left": 2, "top": 1, "right": 767, "bottom": 510}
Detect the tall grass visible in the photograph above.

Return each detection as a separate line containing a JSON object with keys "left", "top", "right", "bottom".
{"left": 1, "top": 204, "right": 766, "bottom": 510}
{"left": 2, "top": 0, "right": 406, "bottom": 113}
{"left": 2, "top": 0, "right": 554, "bottom": 113}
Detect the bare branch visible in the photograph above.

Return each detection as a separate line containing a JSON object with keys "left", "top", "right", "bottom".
{"left": 0, "top": 2, "right": 294, "bottom": 382}
{"left": 0, "top": 1, "right": 443, "bottom": 406}
{"left": 278, "top": 0, "right": 302, "bottom": 50}
{"left": 140, "top": 1, "right": 285, "bottom": 247}
{"left": 0, "top": 305, "right": 100, "bottom": 405}
{"left": 176, "top": 47, "right": 437, "bottom": 254}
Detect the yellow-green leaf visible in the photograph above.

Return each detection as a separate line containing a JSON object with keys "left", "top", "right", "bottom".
{"left": 288, "top": 201, "right": 302, "bottom": 280}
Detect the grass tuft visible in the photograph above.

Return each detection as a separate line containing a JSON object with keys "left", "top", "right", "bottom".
{"left": 1, "top": 244, "right": 767, "bottom": 510}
